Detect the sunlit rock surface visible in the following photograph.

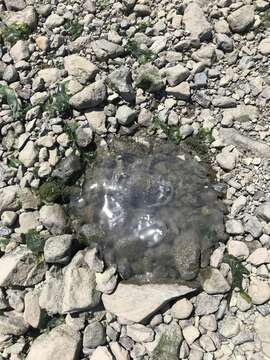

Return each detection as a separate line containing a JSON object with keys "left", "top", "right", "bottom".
{"left": 70, "top": 139, "right": 226, "bottom": 284}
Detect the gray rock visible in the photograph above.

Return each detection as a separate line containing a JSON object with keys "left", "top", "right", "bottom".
{"left": 39, "top": 204, "right": 67, "bottom": 235}
{"left": 92, "top": 39, "right": 124, "bottom": 61}
{"left": 194, "top": 72, "right": 207, "bottom": 89}
{"left": 4, "top": 0, "right": 26, "bottom": 10}
{"left": 2, "top": 65, "right": 18, "bottom": 83}
{"left": 0, "top": 311, "right": 29, "bottom": 336}
{"left": 52, "top": 154, "right": 83, "bottom": 184}
{"left": 75, "top": 127, "right": 93, "bottom": 148}
{"left": 182, "top": 325, "right": 200, "bottom": 345}
{"left": 69, "top": 81, "right": 107, "bottom": 110}
{"left": 64, "top": 55, "right": 98, "bottom": 82}
{"left": 216, "top": 147, "right": 238, "bottom": 171}
{"left": 216, "top": 33, "right": 234, "bottom": 52}
{"left": 244, "top": 216, "right": 263, "bottom": 238}
{"left": 96, "top": 267, "right": 118, "bottom": 294}
{"left": 116, "top": 105, "right": 137, "bottom": 126}
{"left": 166, "top": 82, "right": 190, "bottom": 100}
{"left": 39, "top": 270, "right": 63, "bottom": 315}
{"left": 200, "top": 268, "right": 230, "bottom": 295}
{"left": 257, "top": 202, "right": 270, "bottom": 222}
{"left": 212, "top": 96, "right": 237, "bottom": 108}
{"left": 18, "top": 141, "right": 38, "bottom": 167}
{"left": 107, "top": 66, "right": 135, "bottom": 103}
{"left": 85, "top": 110, "right": 107, "bottom": 135}
{"left": 37, "top": 68, "right": 62, "bottom": 85}
{"left": 126, "top": 324, "right": 154, "bottom": 343}
{"left": 225, "top": 219, "right": 244, "bottom": 235}
{"left": 2, "top": 6, "right": 37, "bottom": 29}
{"left": 0, "top": 246, "right": 46, "bottom": 287}
{"left": 165, "top": 64, "right": 190, "bottom": 87}
{"left": 90, "top": 346, "right": 113, "bottom": 360}
{"left": 259, "top": 37, "right": 270, "bottom": 55}
{"left": 227, "top": 5, "right": 254, "bottom": 33}
{"left": 135, "top": 64, "right": 164, "bottom": 93}
{"left": 26, "top": 325, "right": 81, "bottom": 360}
{"left": 219, "top": 316, "right": 241, "bottom": 338}
{"left": 171, "top": 298, "right": 193, "bottom": 320}
{"left": 254, "top": 314, "right": 270, "bottom": 359}
{"left": 0, "top": 186, "right": 18, "bottom": 214}
{"left": 102, "top": 283, "right": 195, "bottom": 323}
{"left": 44, "top": 235, "right": 73, "bottom": 264}
{"left": 23, "top": 291, "right": 42, "bottom": 328}
{"left": 83, "top": 321, "right": 106, "bottom": 348}
{"left": 45, "top": 13, "right": 64, "bottom": 29}
{"left": 195, "top": 293, "right": 223, "bottom": 316}
{"left": 183, "top": 2, "right": 212, "bottom": 41}
{"left": 248, "top": 279, "right": 270, "bottom": 305}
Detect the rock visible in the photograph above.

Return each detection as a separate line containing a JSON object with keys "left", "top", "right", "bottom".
{"left": 216, "top": 33, "right": 234, "bottom": 52}
{"left": 52, "top": 154, "right": 83, "bottom": 184}
{"left": 35, "top": 36, "right": 50, "bottom": 51}
{"left": 195, "top": 293, "right": 223, "bottom": 316}
{"left": 44, "top": 235, "right": 73, "bottom": 264}
{"left": 165, "top": 65, "right": 190, "bottom": 87}
{"left": 37, "top": 68, "right": 62, "bottom": 84}
{"left": 96, "top": 267, "right": 118, "bottom": 294}
{"left": 116, "top": 105, "right": 137, "bottom": 126}
{"left": 1, "top": 211, "right": 17, "bottom": 227}
{"left": 90, "top": 346, "right": 113, "bottom": 360}
{"left": 0, "top": 186, "right": 18, "bottom": 214}
{"left": 45, "top": 13, "right": 64, "bottom": 29}
{"left": 227, "top": 5, "right": 255, "bottom": 33}
{"left": 247, "top": 248, "right": 269, "bottom": 266}
{"left": 212, "top": 96, "right": 237, "bottom": 108}
{"left": 219, "top": 316, "right": 241, "bottom": 338}
{"left": 75, "top": 127, "right": 93, "bottom": 148}
{"left": 39, "top": 270, "right": 63, "bottom": 315}
{"left": 219, "top": 128, "right": 270, "bottom": 158}
{"left": 39, "top": 204, "right": 67, "bottom": 235}
{"left": 110, "top": 342, "right": 129, "bottom": 360}
{"left": 107, "top": 66, "right": 135, "bottom": 103}
{"left": 62, "top": 249, "right": 101, "bottom": 313}
{"left": 2, "top": 6, "right": 37, "bottom": 29}
{"left": 182, "top": 325, "right": 200, "bottom": 345}
{"left": 200, "top": 315, "right": 217, "bottom": 332}
{"left": 4, "top": 0, "right": 26, "bottom": 11}
{"left": 258, "top": 37, "right": 270, "bottom": 55}
{"left": 199, "top": 334, "right": 216, "bottom": 352}
{"left": 0, "top": 312, "right": 29, "bottom": 336}
{"left": 183, "top": 2, "right": 212, "bottom": 41}
{"left": 193, "top": 72, "right": 207, "bottom": 89}
{"left": 254, "top": 314, "right": 270, "bottom": 359}
{"left": 257, "top": 202, "right": 270, "bottom": 222}
{"left": 18, "top": 211, "right": 39, "bottom": 233}
{"left": 69, "top": 81, "right": 107, "bottom": 110}
{"left": 26, "top": 325, "right": 81, "bottom": 360}
{"left": 227, "top": 240, "right": 249, "bottom": 259}
{"left": 85, "top": 110, "right": 107, "bottom": 135}
{"left": 10, "top": 40, "right": 30, "bottom": 62}
{"left": 102, "top": 283, "right": 195, "bottom": 323}
{"left": 64, "top": 55, "right": 98, "bottom": 82}
{"left": 135, "top": 64, "right": 164, "bottom": 93}
{"left": 134, "top": 4, "right": 151, "bottom": 16}
{"left": 127, "top": 324, "right": 154, "bottom": 343}
{"left": 171, "top": 298, "right": 193, "bottom": 320}
{"left": 248, "top": 279, "right": 270, "bottom": 305}
{"left": 23, "top": 291, "right": 42, "bottom": 328}
{"left": 244, "top": 216, "right": 263, "bottom": 238}
{"left": 91, "top": 39, "right": 124, "bottom": 61}
{"left": 216, "top": 147, "right": 238, "bottom": 171}
{"left": 2, "top": 64, "right": 18, "bottom": 82}
{"left": 200, "top": 268, "right": 230, "bottom": 295}
{"left": 166, "top": 82, "right": 190, "bottom": 100}
{"left": 18, "top": 141, "right": 38, "bottom": 167}
{"left": 0, "top": 245, "right": 45, "bottom": 287}
{"left": 225, "top": 219, "right": 244, "bottom": 235}
{"left": 83, "top": 321, "right": 106, "bottom": 348}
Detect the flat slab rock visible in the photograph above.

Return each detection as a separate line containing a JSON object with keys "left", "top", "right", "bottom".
{"left": 102, "top": 283, "right": 195, "bottom": 323}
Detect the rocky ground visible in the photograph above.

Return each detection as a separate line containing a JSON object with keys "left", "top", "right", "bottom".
{"left": 0, "top": 0, "right": 270, "bottom": 359}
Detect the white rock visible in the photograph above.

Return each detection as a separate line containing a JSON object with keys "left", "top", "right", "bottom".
{"left": 90, "top": 346, "right": 113, "bottom": 360}
{"left": 216, "top": 147, "right": 238, "bottom": 171}
{"left": 96, "top": 267, "right": 117, "bottom": 294}
{"left": 231, "top": 195, "right": 247, "bottom": 216}
{"left": 248, "top": 279, "right": 270, "bottom": 305}
{"left": 0, "top": 311, "right": 29, "bottom": 336}
{"left": 225, "top": 219, "right": 244, "bottom": 235}
{"left": 170, "top": 298, "right": 193, "bottom": 319}
{"left": 227, "top": 240, "right": 249, "bottom": 259}
{"left": 85, "top": 110, "right": 107, "bottom": 135}
{"left": 254, "top": 314, "right": 270, "bottom": 358}
{"left": 259, "top": 37, "right": 270, "bottom": 55}
{"left": 102, "top": 283, "right": 195, "bottom": 323}
{"left": 10, "top": 40, "right": 29, "bottom": 62}
{"left": 110, "top": 342, "right": 129, "bottom": 360}
{"left": 166, "top": 82, "right": 190, "bottom": 100}
{"left": 247, "top": 248, "right": 270, "bottom": 266}
{"left": 26, "top": 325, "right": 81, "bottom": 360}
{"left": 201, "top": 269, "right": 230, "bottom": 295}
{"left": 18, "top": 211, "right": 39, "bottom": 233}
{"left": 38, "top": 68, "right": 62, "bottom": 84}
{"left": 0, "top": 186, "right": 18, "bottom": 214}
{"left": 166, "top": 64, "right": 190, "bottom": 87}
{"left": 126, "top": 324, "right": 154, "bottom": 343}
{"left": 182, "top": 325, "right": 200, "bottom": 345}
{"left": 64, "top": 54, "right": 98, "bottom": 81}
{"left": 39, "top": 204, "right": 67, "bottom": 235}
{"left": 219, "top": 316, "right": 241, "bottom": 338}
{"left": 24, "top": 291, "right": 42, "bottom": 328}
{"left": 18, "top": 141, "right": 38, "bottom": 167}
{"left": 116, "top": 105, "right": 137, "bottom": 126}
{"left": 45, "top": 13, "right": 64, "bottom": 29}
{"left": 183, "top": 2, "right": 212, "bottom": 41}
{"left": 44, "top": 235, "right": 73, "bottom": 264}
{"left": 69, "top": 81, "right": 107, "bottom": 110}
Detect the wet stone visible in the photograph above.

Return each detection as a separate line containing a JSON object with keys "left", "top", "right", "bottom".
{"left": 70, "top": 139, "right": 226, "bottom": 284}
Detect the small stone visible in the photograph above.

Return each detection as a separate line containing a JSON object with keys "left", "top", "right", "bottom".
{"left": 225, "top": 220, "right": 244, "bottom": 235}
{"left": 258, "top": 37, "right": 270, "bottom": 55}
{"left": 194, "top": 72, "right": 207, "bottom": 88}
{"left": 201, "top": 268, "right": 230, "bottom": 295}
{"left": 200, "top": 315, "right": 217, "bottom": 332}
{"left": 110, "top": 342, "right": 129, "bottom": 360}
{"left": 166, "top": 82, "right": 190, "bottom": 100}
{"left": 90, "top": 346, "right": 113, "bottom": 360}
{"left": 91, "top": 39, "right": 124, "bottom": 61}
{"left": 126, "top": 324, "right": 154, "bottom": 343}
{"left": 52, "top": 154, "right": 83, "bottom": 184}
{"left": 18, "top": 211, "right": 39, "bottom": 233}
{"left": 219, "top": 317, "right": 241, "bottom": 338}
{"left": 182, "top": 325, "right": 200, "bottom": 345}
{"left": 64, "top": 55, "right": 98, "bottom": 82}
{"left": 1, "top": 211, "right": 17, "bottom": 227}
{"left": 254, "top": 314, "right": 270, "bottom": 359}
{"left": 216, "top": 147, "right": 238, "bottom": 171}
{"left": 227, "top": 240, "right": 249, "bottom": 259}
{"left": 171, "top": 298, "right": 193, "bottom": 319}
{"left": 183, "top": 2, "right": 212, "bottom": 41}
{"left": 35, "top": 36, "right": 50, "bottom": 51}
{"left": 199, "top": 334, "right": 216, "bottom": 352}
{"left": 2, "top": 64, "right": 18, "bottom": 83}
{"left": 39, "top": 204, "right": 67, "bottom": 235}
{"left": 38, "top": 68, "right": 62, "bottom": 84}
{"left": 23, "top": 291, "right": 42, "bottom": 328}
{"left": 248, "top": 279, "right": 270, "bottom": 305}
{"left": 257, "top": 202, "right": 270, "bottom": 222}
{"left": 216, "top": 33, "right": 234, "bottom": 52}
{"left": 4, "top": 0, "right": 26, "bottom": 10}
{"left": 2, "top": 6, "right": 37, "bottom": 30}
{"left": 75, "top": 127, "right": 93, "bottom": 148}
{"left": 244, "top": 216, "right": 263, "bottom": 238}
{"left": 10, "top": 40, "right": 29, "bottom": 62}
{"left": 45, "top": 13, "right": 64, "bottom": 29}
{"left": 107, "top": 66, "right": 135, "bottom": 103}
{"left": 96, "top": 267, "right": 118, "bottom": 294}
{"left": 0, "top": 312, "right": 29, "bottom": 336}
{"left": 195, "top": 293, "right": 223, "bottom": 316}
{"left": 18, "top": 141, "right": 38, "bottom": 167}
{"left": 227, "top": 5, "right": 255, "bottom": 33}
{"left": 85, "top": 110, "right": 107, "bottom": 135}
{"left": 44, "top": 235, "right": 73, "bottom": 264}
{"left": 83, "top": 321, "right": 106, "bottom": 348}
{"left": 116, "top": 105, "right": 137, "bottom": 126}
{"left": 165, "top": 64, "right": 190, "bottom": 87}
{"left": 247, "top": 248, "right": 269, "bottom": 266}
{"left": 69, "top": 81, "right": 107, "bottom": 110}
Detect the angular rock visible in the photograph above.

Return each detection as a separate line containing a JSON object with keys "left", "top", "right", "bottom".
{"left": 183, "top": 3, "right": 212, "bottom": 41}
{"left": 44, "top": 235, "right": 73, "bottom": 264}
{"left": 165, "top": 65, "right": 190, "bottom": 87}
{"left": 216, "top": 33, "right": 233, "bottom": 53}
{"left": 45, "top": 13, "right": 64, "bottom": 29}
{"left": 227, "top": 240, "right": 249, "bottom": 259}
{"left": 171, "top": 298, "right": 193, "bottom": 320}
{"left": 10, "top": 40, "right": 29, "bottom": 62}
{"left": 4, "top": 0, "right": 26, "bottom": 11}
{"left": 39, "top": 204, "right": 67, "bottom": 235}
{"left": 216, "top": 147, "right": 238, "bottom": 171}
{"left": 83, "top": 321, "right": 106, "bottom": 348}
{"left": 107, "top": 66, "right": 135, "bottom": 103}
{"left": 254, "top": 314, "right": 270, "bottom": 359}
{"left": 69, "top": 81, "right": 107, "bottom": 110}
{"left": 23, "top": 291, "right": 42, "bottom": 328}
{"left": 247, "top": 248, "right": 269, "bottom": 266}
{"left": 2, "top": 6, "right": 37, "bottom": 29}
{"left": 257, "top": 202, "right": 270, "bottom": 222}
{"left": 0, "top": 186, "right": 18, "bottom": 214}
{"left": 249, "top": 279, "right": 270, "bottom": 305}
{"left": 92, "top": 39, "right": 124, "bottom": 61}
{"left": 52, "top": 154, "right": 83, "bottom": 184}
{"left": 212, "top": 96, "right": 237, "bottom": 108}
{"left": 126, "top": 324, "right": 154, "bottom": 343}
{"left": 18, "top": 141, "right": 38, "bottom": 168}
{"left": 39, "top": 270, "right": 63, "bottom": 315}
{"left": 166, "top": 82, "right": 190, "bottom": 100}
{"left": 219, "top": 317, "right": 240, "bottom": 338}
{"left": 64, "top": 55, "right": 98, "bottom": 81}
{"left": 37, "top": 68, "right": 62, "bottom": 84}
{"left": 116, "top": 105, "right": 137, "bottom": 126}
{"left": 102, "top": 283, "right": 195, "bottom": 323}
{"left": 96, "top": 267, "right": 118, "bottom": 294}
{"left": 0, "top": 245, "right": 46, "bottom": 287}
{"left": 195, "top": 293, "right": 223, "bottom": 316}
{"left": 85, "top": 110, "right": 107, "bottom": 135}
{"left": 0, "top": 311, "right": 29, "bottom": 336}
{"left": 182, "top": 326, "right": 200, "bottom": 345}
{"left": 200, "top": 268, "right": 230, "bottom": 295}
{"left": 227, "top": 5, "right": 254, "bottom": 33}
{"left": 26, "top": 325, "right": 81, "bottom": 360}
{"left": 225, "top": 219, "right": 244, "bottom": 235}
{"left": 90, "top": 346, "right": 113, "bottom": 360}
